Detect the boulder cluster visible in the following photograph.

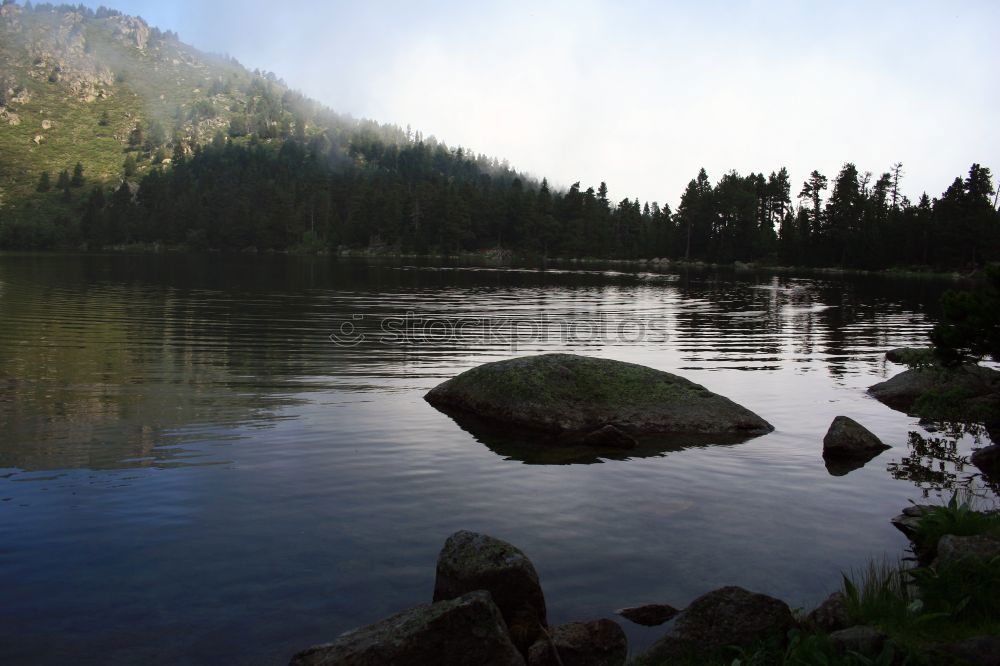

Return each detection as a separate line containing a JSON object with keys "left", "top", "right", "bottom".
{"left": 287, "top": 531, "right": 852, "bottom": 666}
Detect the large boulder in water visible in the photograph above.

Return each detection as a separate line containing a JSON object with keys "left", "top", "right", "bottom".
{"left": 288, "top": 590, "right": 525, "bottom": 666}
{"left": 425, "top": 354, "right": 773, "bottom": 443}
{"left": 822, "top": 416, "right": 890, "bottom": 460}
{"left": 642, "top": 586, "right": 795, "bottom": 663}
{"left": 434, "top": 531, "right": 547, "bottom": 654}
{"left": 867, "top": 364, "right": 1000, "bottom": 418}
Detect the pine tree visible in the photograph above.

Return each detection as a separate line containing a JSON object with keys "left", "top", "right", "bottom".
{"left": 71, "top": 162, "right": 85, "bottom": 187}
{"left": 98, "top": 110, "right": 110, "bottom": 127}
{"left": 36, "top": 170, "right": 51, "bottom": 192}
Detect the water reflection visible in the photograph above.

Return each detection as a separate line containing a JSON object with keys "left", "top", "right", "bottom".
{"left": 432, "top": 404, "right": 754, "bottom": 465}
{"left": 1, "top": 253, "right": 995, "bottom": 665}
{"left": 886, "top": 424, "right": 999, "bottom": 496}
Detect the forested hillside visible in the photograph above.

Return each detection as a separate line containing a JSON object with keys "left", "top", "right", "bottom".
{"left": 1, "top": 1, "right": 998, "bottom": 269}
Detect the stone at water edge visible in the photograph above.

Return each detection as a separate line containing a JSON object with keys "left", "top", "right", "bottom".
{"left": 889, "top": 504, "right": 934, "bottom": 539}
{"left": 805, "top": 591, "right": 849, "bottom": 633}
{"left": 642, "top": 586, "right": 795, "bottom": 663}
{"left": 829, "top": 626, "right": 888, "bottom": 656}
{"left": 425, "top": 354, "right": 774, "bottom": 443}
{"left": 288, "top": 591, "right": 525, "bottom": 666}
{"left": 526, "top": 619, "right": 627, "bottom": 666}
{"left": 971, "top": 444, "right": 1000, "bottom": 476}
{"left": 867, "top": 364, "right": 1000, "bottom": 415}
{"left": 434, "top": 531, "right": 547, "bottom": 655}
{"left": 933, "top": 636, "right": 1000, "bottom": 666}
{"left": 822, "top": 416, "right": 890, "bottom": 459}
{"left": 934, "top": 534, "right": 1000, "bottom": 567}
{"left": 615, "top": 603, "right": 681, "bottom": 627}
{"left": 885, "top": 347, "right": 934, "bottom": 364}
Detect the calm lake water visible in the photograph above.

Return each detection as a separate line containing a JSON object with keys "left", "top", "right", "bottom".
{"left": 0, "top": 253, "right": 995, "bottom": 665}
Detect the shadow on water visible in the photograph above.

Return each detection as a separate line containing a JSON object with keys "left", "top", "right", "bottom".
{"left": 430, "top": 404, "right": 755, "bottom": 465}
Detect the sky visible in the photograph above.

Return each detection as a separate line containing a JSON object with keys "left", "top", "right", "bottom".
{"left": 79, "top": 0, "right": 1000, "bottom": 208}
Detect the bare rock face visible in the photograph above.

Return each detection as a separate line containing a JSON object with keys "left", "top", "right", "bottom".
{"left": 288, "top": 591, "right": 525, "bottom": 666}
{"left": 822, "top": 416, "right": 890, "bottom": 459}
{"left": 434, "top": 531, "right": 547, "bottom": 654}
{"left": 426, "top": 354, "right": 773, "bottom": 446}
{"left": 108, "top": 15, "right": 150, "bottom": 50}
{"left": 643, "top": 586, "right": 795, "bottom": 663}
{"left": 526, "top": 619, "right": 627, "bottom": 666}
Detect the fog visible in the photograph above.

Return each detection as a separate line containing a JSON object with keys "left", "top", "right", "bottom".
{"left": 91, "top": 0, "right": 1000, "bottom": 206}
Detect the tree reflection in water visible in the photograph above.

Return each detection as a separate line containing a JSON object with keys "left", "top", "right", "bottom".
{"left": 888, "top": 423, "right": 999, "bottom": 497}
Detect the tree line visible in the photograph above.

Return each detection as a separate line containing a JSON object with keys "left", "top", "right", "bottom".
{"left": 5, "top": 130, "right": 998, "bottom": 270}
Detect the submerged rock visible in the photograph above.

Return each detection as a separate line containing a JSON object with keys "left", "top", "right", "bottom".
{"left": 615, "top": 603, "right": 681, "bottom": 627}
{"left": 288, "top": 591, "right": 525, "bottom": 666}
{"left": 425, "top": 354, "right": 773, "bottom": 445}
{"left": 867, "top": 364, "right": 1000, "bottom": 418}
{"left": 434, "top": 531, "right": 547, "bottom": 654}
{"left": 526, "top": 619, "right": 627, "bottom": 666}
{"left": 822, "top": 416, "right": 890, "bottom": 459}
{"left": 642, "top": 586, "right": 794, "bottom": 663}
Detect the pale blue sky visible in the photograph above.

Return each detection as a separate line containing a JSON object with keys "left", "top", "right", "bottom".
{"left": 80, "top": 0, "right": 999, "bottom": 207}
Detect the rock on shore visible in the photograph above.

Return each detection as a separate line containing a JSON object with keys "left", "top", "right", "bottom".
{"left": 433, "top": 531, "right": 548, "bottom": 654}
{"left": 642, "top": 586, "right": 795, "bottom": 662}
{"left": 426, "top": 354, "right": 773, "bottom": 444}
{"left": 288, "top": 591, "right": 525, "bottom": 666}
{"left": 868, "top": 364, "right": 1000, "bottom": 416}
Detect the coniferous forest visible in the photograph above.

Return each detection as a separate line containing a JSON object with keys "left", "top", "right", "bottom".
{"left": 59, "top": 135, "right": 998, "bottom": 272}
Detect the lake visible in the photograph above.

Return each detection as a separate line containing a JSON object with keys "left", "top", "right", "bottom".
{"left": 0, "top": 253, "right": 995, "bottom": 665}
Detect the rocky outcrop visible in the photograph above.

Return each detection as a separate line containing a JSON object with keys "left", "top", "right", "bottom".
{"left": 526, "top": 620, "right": 626, "bottom": 666}
{"left": 615, "top": 603, "right": 680, "bottom": 626}
{"left": 805, "top": 591, "right": 849, "bottom": 633}
{"left": 868, "top": 365, "right": 1000, "bottom": 418}
{"left": 108, "top": 15, "right": 150, "bottom": 50}
{"left": 822, "top": 416, "right": 890, "bottom": 460}
{"left": 434, "top": 531, "right": 547, "bottom": 654}
{"left": 288, "top": 591, "right": 525, "bottom": 666}
{"left": 829, "top": 626, "right": 887, "bottom": 656}
{"left": 426, "top": 354, "right": 773, "bottom": 446}
{"left": 643, "top": 586, "right": 795, "bottom": 662}
{"left": 890, "top": 504, "right": 934, "bottom": 540}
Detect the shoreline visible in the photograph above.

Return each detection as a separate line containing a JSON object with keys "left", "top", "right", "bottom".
{"left": 0, "top": 246, "right": 971, "bottom": 281}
